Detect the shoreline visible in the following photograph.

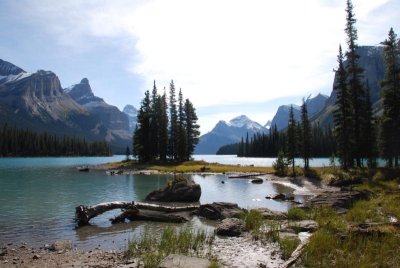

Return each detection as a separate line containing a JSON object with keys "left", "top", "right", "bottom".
{"left": 1, "top": 160, "right": 343, "bottom": 267}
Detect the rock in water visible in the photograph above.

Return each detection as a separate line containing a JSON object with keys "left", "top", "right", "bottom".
{"left": 145, "top": 178, "right": 201, "bottom": 202}
{"left": 195, "top": 202, "right": 246, "bottom": 220}
{"left": 215, "top": 218, "right": 245, "bottom": 236}
{"left": 50, "top": 240, "right": 72, "bottom": 251}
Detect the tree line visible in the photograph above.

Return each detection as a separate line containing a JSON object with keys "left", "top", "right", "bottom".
{"left": 133, "top": 80, "right": 200, "bottom": 163}
{"left": 0, "top": 124, "right": 112, "bottom": 157}
{"left": 333, "top": 0, "right": 399, "bottom": 169}
{"left": 220, "top": 0, "right": 400, "bottom": 170}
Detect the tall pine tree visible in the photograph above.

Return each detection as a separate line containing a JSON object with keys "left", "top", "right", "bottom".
{"left": 300, "top": 98, "right": 311, "bottom": 169}
{"left": 333, "top": 45, "right": 354, "bottom": 169}
{"left": 168, "top": 80, "right": 178, "bottom": 160}
{"left": 379, "top": 28, "right": 400, "bottom": 167}
{"left": 133, "top": 90, "right": 152, "bottom": 162}
{"left": 184, "top": 99, "right": 200, "bottom": 160}
{"left": 344, "top": 0, "right": 366, "bottom": 167}
{"left": 286, "top": 105, "right": 297, "bottom": 175}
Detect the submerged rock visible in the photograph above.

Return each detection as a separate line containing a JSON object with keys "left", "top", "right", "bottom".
{"left": 195, "top": 202, "right": 246, "bottom": 220}
{"left": 145, "top": 178, "right": 201, "bottom": 202}
{"left": 50, "top": 240, "right": 72, "bottom": 251}
{"left": 215, "top": 218, "right": 245, "bottom": 236}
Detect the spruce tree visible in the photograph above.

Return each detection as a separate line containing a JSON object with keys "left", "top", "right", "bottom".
{"left": 133, "top": 90, "right": 152, "bottom": 162}
{"left": 333, "top": 45, "right": 354, "bottom": 169}
{"left": 184, "top": 99, "right": 200, "bottom": 160}
{"left": 344, "top": 0, "right": 366, "bottom": 167}
{"left": 150, "top": 81, "right": 160, "bottom": 159}
{"left": 286, "top": 105, "right": 297, "bottom": 175}
{"left": 379, "top": 28, "right": 400, "bottom": 166}
{"left": 168, "top": 80, "right": 178, "bottom": 160}
{"left": 362, "top": 83, "right": 376, "bottom": 167}
{"left": 158, "top": 88, "right": 169, "bottom": 161}
{"left": 176, "top": 89, "right": 188, "bottom": 161}
{"left": 300, "top": 98, "right": 311, "bottom": 169}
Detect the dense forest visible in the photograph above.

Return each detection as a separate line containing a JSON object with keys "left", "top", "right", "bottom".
{"left": 0, "top": 124, "right": 112, "bottom": 157}
{"left": 218, "top": 123, "right": 335, "bottom": 159}
{"left": 133, "top": 80, "right": 200, "bottom": 163}
{"left": 219, "top": 1, "right": 399, "bottom": 170}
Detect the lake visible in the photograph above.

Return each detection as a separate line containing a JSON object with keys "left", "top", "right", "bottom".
{"left": 194, "top": 154, "right": 333, "bottom": 167}
{"left": 0, "top": 155, "right": 318, "bottom": 250}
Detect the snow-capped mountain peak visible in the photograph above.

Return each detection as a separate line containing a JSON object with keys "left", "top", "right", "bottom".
{"left": 228, "top": 115, "right": 264, "bottom": 131}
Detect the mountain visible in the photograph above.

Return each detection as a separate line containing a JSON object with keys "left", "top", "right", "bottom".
{"left": 64, "top": 78, "right": 131, "bottom": 146}
{"left": 122, "top": 104, "right": 138, "bottom": 133}
{"left": 194, "top": 115, "right": 267, "bottom": 154}
{"left": 0, "top": 59, "right": 131, "bottom": 153}
{"left": 270, "top": 93, "right": 328, "bottom": 131}
{"left": 313, "top": 46, "right": 385, "bottom": 127}
{"left": 264, "top": 120, "right": 272, "bottom": 129}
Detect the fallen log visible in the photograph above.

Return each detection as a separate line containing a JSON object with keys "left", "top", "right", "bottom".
{"left": 228, "top": 173, "right": 268, "bottom": 179}
{"left": 281, "top": 238, "right": 309, "bottom": 268}
{"left": 135, "top": 202, "right": 199, "bottom": 212}
{"left": 112, "top": 210, "right": 189, "bottom": 223}
{"left": 76, "top": 201, "right": 198, "bottom": 227}
{"left": 75, "top": 201, "right": 136, "bottom": 226}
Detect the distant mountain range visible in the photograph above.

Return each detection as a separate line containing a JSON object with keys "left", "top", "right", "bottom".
{"left": 194, "top": 115, "right": 268, "bottom": 154}
{"left": 0, "top": 59, "right": 137, "bottom": 153}
{"left": 196, "top": 45, "right": 386, "bottom": 155}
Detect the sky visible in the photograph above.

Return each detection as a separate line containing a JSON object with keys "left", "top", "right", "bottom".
{"left": 0, "top": 0, "right": 398, "bottom": 134}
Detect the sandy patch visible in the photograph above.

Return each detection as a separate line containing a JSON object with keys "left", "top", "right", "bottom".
{"left": 212, "top": 234, "right": 285, "bottom": 268}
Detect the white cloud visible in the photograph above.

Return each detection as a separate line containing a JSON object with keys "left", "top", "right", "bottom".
{"left": 5, "top": 0, "right": 398, "bottom": 133}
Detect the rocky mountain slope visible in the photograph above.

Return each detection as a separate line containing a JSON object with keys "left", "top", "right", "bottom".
{"left": 0, "top": 59, "right": 131, "bottom": 153}
{"left": 122, "top": 104, "right": 138, "bottom": 133}
{"left": 312, "top": 46, "right": 385, "bottom": 127}
{"left": 194, "top": 115, "right": 267, "bottom": 154}
{"left": 65, "top": 78, "right": 131, "bottom": 145}
{"left": 270, "top": 93, "right": 328, "bottom": 131}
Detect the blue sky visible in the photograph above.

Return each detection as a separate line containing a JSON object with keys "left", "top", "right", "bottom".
{"left": 0, "top": 0, "right": 398, "bottom": 134}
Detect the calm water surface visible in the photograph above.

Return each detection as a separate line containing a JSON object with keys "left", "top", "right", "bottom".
{"left": 0, "top": 156, "right": 313, "bottom": 250}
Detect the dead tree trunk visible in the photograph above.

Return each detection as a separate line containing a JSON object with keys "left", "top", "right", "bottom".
{"left": 75, "top": 201, "right": 198, "bottom": 227}
{"left": 75, "top": 201, "right": 136, "bottom": 226}
{"left": 135, "top": 202, "right": 199, "bottom": 212}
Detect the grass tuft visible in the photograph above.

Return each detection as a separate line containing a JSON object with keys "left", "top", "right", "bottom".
{"left": 126, "top": 226, "right": 215, "bottom": 268}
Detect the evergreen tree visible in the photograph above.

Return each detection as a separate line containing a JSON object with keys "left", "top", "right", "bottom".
{"left": 168, "top": 81, "right": 178, "bottom": 160}
{"left": 150, "top": 81, "right": 160, "bottom": 159}
{"left": 176, "top": 89, "right": 188, "bottom": 161}
{"left": 125, "top": 146, "right": 131, "bottom": 161}
{"left": 379, "top": 28, "right": 400, "bottom": 166}
{"left": 158, "top": 88, "right": 169, "bottom": 161}
{"left": 300, "top": 98, "right": 311, "bottom": 169}
{"left": 362, "top": 83, "right": 376, "bottom": 167}
{"left": 345, "top": 0, "right": 366, "bottom": 167}
{"left": 333, "top": 45, "right": 354, "bottom": 169}
{"left": 286, "top": 105, "right": 297, "bottom": 175}
{"left": 133, "top": 90, "right": 152, "bottom": 162}
{"left": 184, "top": 99, "right": 200, "bottom": 160}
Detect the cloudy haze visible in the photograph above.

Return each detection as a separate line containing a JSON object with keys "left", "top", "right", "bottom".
{"left": 0, "top": 0, "right": 398, "bottom": 133}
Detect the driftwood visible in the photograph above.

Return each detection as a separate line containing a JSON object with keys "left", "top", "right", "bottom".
{"left": 75, "top": 201, "right": 136, "bottom": 226}
{"left": 135, "top": 202, "right": 200, "bottom": 212}
{"left": 281, "top": 239, "right": 309, "bottom": 268}
{"left": 228, "top": 173, "right": 267, "bottom": 179}
{"left": 76, "top": 201, "right": 198, "bottom": 226}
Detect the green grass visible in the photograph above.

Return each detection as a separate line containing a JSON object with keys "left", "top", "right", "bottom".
{"left": 241, "top": 209, "right": 264, "bottom": 232}
{"left": 125, "top": 226, "right": 215, "bottom": 268}
{"left": 106, "top": 159, "right": 275, "bottom": 173}
{"left": 287, "top": 207, "right": 308, "bottom": 221}
{"left": 302, "top": 178, "right": 400, "bottom": 267}
{"left": 279, "top": 237, "right": 300, "bottom": 260}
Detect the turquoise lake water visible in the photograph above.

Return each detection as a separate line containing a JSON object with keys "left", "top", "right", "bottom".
{"left": 0, "top": 156, "right": 314, "bottom": 250}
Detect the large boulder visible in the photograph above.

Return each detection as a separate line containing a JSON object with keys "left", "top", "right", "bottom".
{"left": 215, "top": 218, "right": 245, "bottom": 236}
{"left": 195, "top": 202, "right": 246, "bottom": 220}
{"left": 145, "top": 178, "right": 201, "bottom": 202}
